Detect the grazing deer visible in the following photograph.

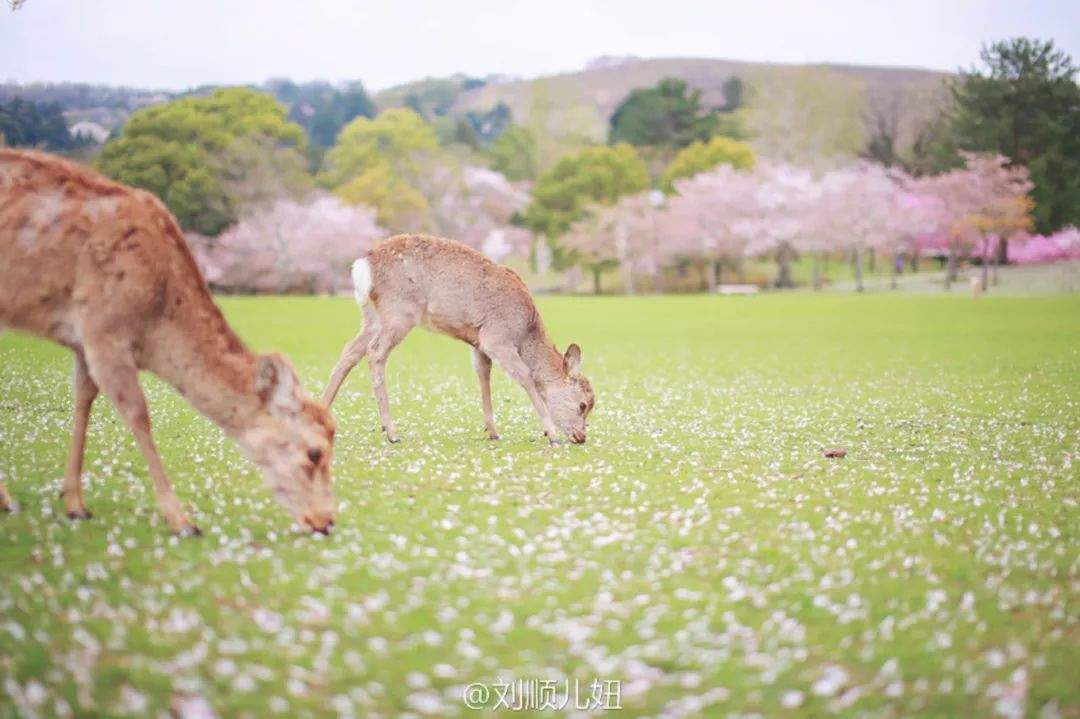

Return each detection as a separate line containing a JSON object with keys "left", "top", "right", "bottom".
{"left": 0, "top": 149, "right": 336, "bottom": 535}
{"left": 323, "top": 234, "right": 595, "bottom": 444}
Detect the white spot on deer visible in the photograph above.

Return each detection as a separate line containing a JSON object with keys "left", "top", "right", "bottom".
{"left": 351, "top": 257, "right": 372, "bottom": 306}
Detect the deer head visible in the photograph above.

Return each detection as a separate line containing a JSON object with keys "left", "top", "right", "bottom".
{"left": 239, "top": 353, "right": 336, "bottom": 533}
{"left": 541, "top": 344, "right": 595, "bottom": 444}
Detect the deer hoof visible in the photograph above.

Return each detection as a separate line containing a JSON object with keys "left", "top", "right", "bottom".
{"left": 66, "top": 509, "right": 93, "bottom": 521}
{"left": 386, "top": 434, "right": 400, "bottom": 444}
{"left": 2, "top": 502, "right": 19, "bottom": 514}
{"left": 175, "top": 524, "right": 202, "bottom": 538}
{"left": 488, "top": 433, "right": 501, "bottom": 441}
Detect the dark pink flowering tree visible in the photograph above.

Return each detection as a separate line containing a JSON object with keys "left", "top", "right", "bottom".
{"left": 904, "top": 154, "right": 1032, "bottom": 289}
{"left": 1007, "top": 226, "right": 1080, "bottom": 264}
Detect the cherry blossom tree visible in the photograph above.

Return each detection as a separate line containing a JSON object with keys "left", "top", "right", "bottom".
{"left": 733, "top": 164, "right": 822, "bottom": 288}
{"left": 810, "top": 163, "right": 905, "bottom": 291}
{"left": 1007, "top": 226, "right": 1080, "bottom": 264}
{"left": 665, "top": 166, "right": 757, "bottom": 291}
{"left": 418, "top": 163, "right": 533, "bottom": 263}
{"left": 188, "top": 193, "right": 385, "bottom": 294}
{"left": 562, "top": 192, "right": 659, "bottom": 294}
{"left": 904, "top": 154, "right": 1032, "bottom": 290}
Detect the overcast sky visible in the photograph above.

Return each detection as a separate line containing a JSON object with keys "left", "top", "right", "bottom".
{"left": 2, "top": 0, "right": 1077, "bottom": 91}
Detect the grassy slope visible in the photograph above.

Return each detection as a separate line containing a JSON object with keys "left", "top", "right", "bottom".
{"left": 378, "top": 58, "right": 951, "bottom": 165}
{"left": 1, "top": 294, "right": 1077, "bottom": 717}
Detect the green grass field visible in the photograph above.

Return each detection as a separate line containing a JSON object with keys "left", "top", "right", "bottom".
{"left": 1, "top": 294, "right": 1078, "bottom": 717}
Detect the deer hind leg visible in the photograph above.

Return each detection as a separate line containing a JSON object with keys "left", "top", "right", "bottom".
{"left": 481, "top": 340, "right": 560, "bottom": 444}
{"left": 0, "top": 472, "right": 13, "bottom": 513}
{"left": 62, "top": 352, "right": 99, "bottom": 520}
{"left": 471, "top": 347, "right": 500, "bottom": 440}
{"left": 367, "top": 319, "right": 412, "bottom": 443}
{"left": 85, "top": 349, "right": 198, "bottom": 536}
{"left": 323, "top": 312, "right": 378, "bottom": 407}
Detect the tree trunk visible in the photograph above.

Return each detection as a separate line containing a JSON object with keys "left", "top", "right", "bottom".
{"left": 868, "top": 248, "right": 876, "bottom": 273}
{"left": 997, "top": 236, "right": 1009, "bottom": 265}
{"left": 853, "top": 248, "right": 864, "bottom": 293}
{"left": 980, "top": 238, "right": 990, "bottom": 292}
{"left": 706, "top": 260, "right": 718, "bottom": 293}
{"left": 811, "top": 254, "right": 821, "bottom": 291}
{"left": 991, "top": 252, "right": 1000, "bottom": 286}
{"left": 775, "top": 242, "right": 794, "bottom": 288}
{"left": 592, "top": 266, "right": 601, "bottom": 295}
{"left": 910, "top": 250, "right": 919, "bottom": 273}
{"left": 944, "top": 247, "right": 957, "bottom": 290}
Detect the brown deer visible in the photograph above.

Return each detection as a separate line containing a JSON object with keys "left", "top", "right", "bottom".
{"left": 0, "top": 149, "right": 336, "bottom": 535}
{"left": 323, "top": 234, "right": 594, "bottom": 444}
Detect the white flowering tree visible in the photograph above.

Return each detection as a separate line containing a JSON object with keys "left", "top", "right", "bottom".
{"left": 188, "top": 193, "right": 385, "bottom": 294}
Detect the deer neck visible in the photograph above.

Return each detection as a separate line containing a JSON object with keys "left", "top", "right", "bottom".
{"left": 519, "top": 327, "right": 565, "bottom": 386}
{"left": 144, "top": 304, "right": 262, "bottom": 438}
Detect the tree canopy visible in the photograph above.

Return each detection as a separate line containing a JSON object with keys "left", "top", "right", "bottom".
{"left": 520, "top": 143, "right": 649, "bottom": 242}
{"left": 947, "top": 37, "right": 1080, "bottom": 232}
{"left": 0, "top": 97, "right": 75, "bottom": 151}
{"left": 661, "top": 136, "right": 756, "bottom": 192}
{"left": 321, "top": 108, "right": 438, "bottom": 227}
{"left": 265, "top": 80, "right": 377, "bottom": 148}
{"left": 608, "top": 78, "right": 721, "bottom": 148}
{"left": 488, "top": 124, "right": 538, "bottom": 181}
{"left": 96, "top": 88, "right": 308, "bottom": 236}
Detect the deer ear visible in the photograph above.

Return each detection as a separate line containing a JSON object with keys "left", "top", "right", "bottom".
{"left": 563, "top": 343, "right": 582, "bottom": 375}
{"left": 255, "top": 353, "right": 301, "bottom": 411}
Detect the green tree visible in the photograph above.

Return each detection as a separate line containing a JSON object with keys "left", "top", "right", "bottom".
{"left": 520, "top": 143, "right": 649, "bottom": 265}
{"left": 948, "top": 37, "right": 1080, "bottom": 233}
{"left": 0, "top": 98, "right": 75, "bottom": 150}
{"left": 721, "top": 76, "right": 745, "bottom": 112}
{"left": 488, "top": 124, "right": 538, "bottom": 181}
{"left": 96, "top": 88, "right": 307, "bottom": 236}
{"left": 322, "top": 109, "right": 436, "bottom": 185}
{"left": 334, "top": 162, "right": 428, "bottom": 228}
{"left": 661, "top": 136, "right": 756, "bottom": 191}
{"left": 270, "top": 80, "right": 377, "bottom": 148}
{"left": 609, "top": 78, "right": 719, "bottom": 148}
{"left": 464, "top": 102, "right": 512, "bottom": 144}
{"left": 322, "top": 108, "right": 438, "bottom": 227}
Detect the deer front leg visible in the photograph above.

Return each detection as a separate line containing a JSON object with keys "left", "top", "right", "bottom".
{"left": 482, "top": 343, "right": 560, "bottom": 444}
{"left": 367, "top": 323, "right": 409, "bottom": 444}
{"left": 471, "top": 347, "right": 500, "bottom": 440}
{"left": 62, "top": 352, "right": 99, "bottom": 520}
{"left": 86, "top": 352, "right": 199, "bottom": 536}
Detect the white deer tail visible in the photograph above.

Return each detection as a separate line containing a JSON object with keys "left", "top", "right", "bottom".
{"left": 351, "top": 257, "right": 372, "bottom": 306}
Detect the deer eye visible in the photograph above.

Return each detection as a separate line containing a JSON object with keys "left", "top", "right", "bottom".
{"left": 307, "top": 448, "right": 323, "bottom": 464}
{"left": 579, "top": 402, "right": 587, "bottom": 413}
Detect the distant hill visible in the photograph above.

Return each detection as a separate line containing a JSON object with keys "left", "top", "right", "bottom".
{"left": 377, "top": 57, "right": 953, "bottom": 167}
{"left": 3, "top": 57, "right": 953, "bottom": 167}
{"left": 0, "top": 82, "right": 173, "bottom": 135}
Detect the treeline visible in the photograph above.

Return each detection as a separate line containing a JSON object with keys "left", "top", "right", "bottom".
{"left": 860, "top": 38, "right": 1080, "bottom": 234}
{"left": 2, "top": 37, "right": 1076, "bottom": 295}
